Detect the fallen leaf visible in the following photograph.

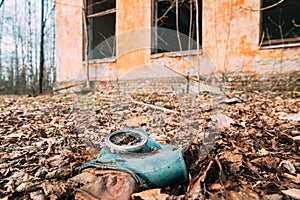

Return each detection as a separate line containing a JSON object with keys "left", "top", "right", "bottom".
{"left": 219, "top": 97, "right": 243, "bottom": 104}
{"left": 293, "top": 135, "right": 300, "bottom": 141}
{"left": 210, "top": 113, "right": 235, "bottom": 129}
{"left": 83, "top": 147, "right": 101, "bottom": 161}
{"left": 223, "top": 151, "right": 243, "bottom": 163}
{"left": 15, "top": 182, "right": 37, "bottom": 193}
{"left": 283, "top": 173, "right": 300, "bottom": 184}
{"left": 45, "top": 141, "right": 54, "bottom": 156}
{"left": 4, "top": 179, "right": 14, "bottom": 193}
{"left": 258, "top": 148, "right": 270, "bottom": 156}
{"left": 279, "top": 160, "right": 296, "bottom": 174}
{"left": 265, "top": 194, "right": 283, "bottom": 200}
{"left": 29, "top": 191, "right": 45, "bottom": 200}
{"left": 4, "top": 133, "right": 24, "bottom": 142}
{"left": 131, "top": 189, "right": 169, "bottom": 200}
{"left": 70, "top": 172, "right": 98, "bottom": 184}
{"left": 279, "top": 112, "right": 300, "bottom": 121}
{"left": 281, "top": 188, "right": 300, "bottom": 200}
{"left": 42, "top": 182, "right": 66, "bottom": 196}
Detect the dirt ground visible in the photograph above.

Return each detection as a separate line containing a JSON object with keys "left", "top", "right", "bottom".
{"left": 0, "top": 90, "right": 299, "bottom": 199}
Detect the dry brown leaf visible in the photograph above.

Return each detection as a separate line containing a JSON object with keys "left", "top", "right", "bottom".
{"left": 210, "top": 113, "right": 235, "bottom": 129}
{"left": 29, "top": 191, "right": 45, "bottom": 200}
{"left": 283, "top": 173, "right": 300, "bottom": 184}
{"left": 293, "top": 135, "right": 300, "bottom": 141}
{"left": 15, "top": 182, "right": 38, "bottom": 193}
{"left": 208, "top": 183, "right": 222, "bottom": 191}
{"left": 83, "top": 147, "right": 101, "bottom": 161}
{"left": 4, "top": 178, "right": 14, "bottom": 193}
{"left": 279, "top": 160, "right": 296, "bottom": 174}
{"left": 42, "top": 182, "right": 66, "bottom": 196}
{"left": 4, "top": 133, "right": 25, "bottom": 142}
{"left": 131, "top": 189, "right": 169, "bottom": 200}
{"left": 45, "top": 141, "right": 54, "bottom": 156}
{"left": 70, "top": 172, "right": 98, "bottom": 184}
{"left": 281, "top": 188, "right": 300, "bottom": 199}
{"left": 279, "top": 112, "right": 300, "bottom": 121}
{"left": 223, "top": 151, "right": 243, "bottom": 163}
{"left": 265, "top": 194, "right": 283, "bottom": 200}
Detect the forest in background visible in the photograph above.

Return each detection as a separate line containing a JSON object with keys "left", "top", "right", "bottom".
{"left": 0, "top": 0, "right": 56, "bottom": 95}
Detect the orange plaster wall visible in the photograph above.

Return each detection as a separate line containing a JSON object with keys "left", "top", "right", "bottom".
{"left": 56, "top": 0, "right": 83, "bottom": 82}
{"left": 115, "top": 0, "right": 152, "bottom": 74}
{"left": 202, "top": 0, "right": 300, "bottom": 73}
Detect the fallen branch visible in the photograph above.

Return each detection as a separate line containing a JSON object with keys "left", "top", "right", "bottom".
{"left": 130, "top": 99, "right": 179, "bottom": 114}
{"left": 53, "top": 83, "right": 85, "bottom": 93}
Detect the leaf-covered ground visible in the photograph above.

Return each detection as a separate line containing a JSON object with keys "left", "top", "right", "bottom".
{"left": 0, "top": 91, "right": 299, "bottom": 199}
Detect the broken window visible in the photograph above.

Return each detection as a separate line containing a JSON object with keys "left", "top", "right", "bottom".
{"left": 87, "top": 0, "right": 116, "bottom": 59}
{"left": 152, "top": 0, "right": 202, "bottom": 54}
{"left": 260, "top": 0, "right": 300, "bottom": 46}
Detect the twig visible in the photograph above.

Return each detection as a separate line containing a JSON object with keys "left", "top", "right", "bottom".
{"left": 53, "top": 83, "right": 84, "bottom": 93}
{"left": 292, "top": 19, "right": 300, "bottom": 27}
{"left": 243, "top": 160, "right": 263, "bottom": 179}
{"left": 188, "top": 0, "right": 193, "bottom": 50}
{"left": 87, "top": 8, "right": 116, "bottom": 18}
{"left": 156, "top": 0, "right": 176, "bottom": 23}
{"left": 175, "top": 0, "right": 183, "bottom": 52}
{"left": 130, "top": 98, "right": 180, "bottom": 114}
{"left": 215, "top": 155, "right": 226, "bottom": 189}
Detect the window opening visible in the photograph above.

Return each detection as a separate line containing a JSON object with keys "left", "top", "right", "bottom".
{"left": 87, "top": 0, "right": 116, "bottom": 59}
{"left": 152, "top": 0, "right": 202, "bottom": 54}
{"left": 260, "top": 0, "right": 300, "bottom": 46}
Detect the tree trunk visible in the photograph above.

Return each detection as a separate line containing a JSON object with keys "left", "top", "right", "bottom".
{"left": 83, "top": 0, "right": 90, "bottom": 88}
{"left": 39, "top": 0, "right": 45, "bottom": 94}
{"left": 0, "top": 0, "right": 4, "bottom": 82}
{"left": 26, "top": 0, "right": 34, "bottom": 94}
{"left": 13, "top": 0, "right": 19, "bottom": 94}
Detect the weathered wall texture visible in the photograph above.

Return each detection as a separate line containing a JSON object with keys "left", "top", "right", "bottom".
{"left": 203, "top": 0, "right": 300, "bottom": 73}
{"left": 56, "top": 0, "right": 83, "bottom": 82}
{"left": 56, "top": 0, "right": 300, "bottom": 83}
{"left": 116, "top": 0, "right": 151, "bottom": 74}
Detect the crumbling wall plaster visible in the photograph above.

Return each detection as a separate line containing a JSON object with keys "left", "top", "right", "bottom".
{"left": 56, "top": 0, "right": 83, "bottom": 82}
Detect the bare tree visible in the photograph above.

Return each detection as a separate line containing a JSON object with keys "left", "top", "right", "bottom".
{"left": 0, "top": 0, "right": 4, "bottom": 8}
{"left": 39, "top": 0, "right": 45, "bottom": 94}
{"left": 0, "top": 0, "right": 4, "bottom": 83}
{"left": 12, "top": 0, "right": 19, "bottom": 94}
{"left": 26, "top": 0, "right": 34, "bottom": 94}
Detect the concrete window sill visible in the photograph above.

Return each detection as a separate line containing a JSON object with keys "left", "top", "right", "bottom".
{"left": 260, "top": 43, "right": 300, "bottom": 50}
{"left": 87, "top": 57, "right": 116, "bottom": 64}
{"left": 150, "top": 49, "right": 203, "bottom": 59}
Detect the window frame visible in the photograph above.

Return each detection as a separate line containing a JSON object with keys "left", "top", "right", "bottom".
{"left": 259, "top": 0, "right": 300, "bottom": 48}
{"left": 151, "top": 0, "right": 202, "bottom": 54}
{"left": 86, "top": 0, "right": 116, "bottom": 60}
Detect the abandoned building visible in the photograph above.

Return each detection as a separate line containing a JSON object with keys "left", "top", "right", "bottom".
{"left": 55, "top": 0, "right": 300, "bottom": 86}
